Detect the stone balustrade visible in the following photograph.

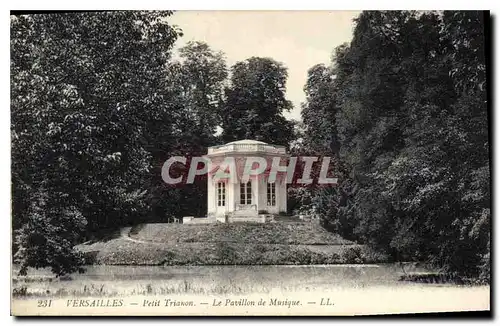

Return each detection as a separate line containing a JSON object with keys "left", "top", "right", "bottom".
{"left": 207, "top": 143, "right": 286, "bottom": 155}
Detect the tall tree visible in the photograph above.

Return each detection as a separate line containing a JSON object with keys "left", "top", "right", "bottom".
{"left": 221, "top": 57, "right": 294, "bottom": 146}
{"left": 303, "top": 10, "right": 490, "bottom": 277}
{"left": 11, "top": 11, "right": 181, "bottom": 275}
{"left": 147, "top": 41, "right": 228, "bottom": 219}
{"left": 161, "top": 41, "right": 228, "bottom": 152}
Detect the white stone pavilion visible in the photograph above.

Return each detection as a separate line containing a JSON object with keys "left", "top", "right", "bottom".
{"left": 184, "top": 139, "right": 288, "bottom": 224}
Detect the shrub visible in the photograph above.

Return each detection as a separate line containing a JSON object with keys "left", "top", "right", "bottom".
{"left": 478, "top": 245, "right": 490, "bottom": 284}
{"left": 160, "top": 251, "right": 177, "bottom": 265}
{"left": 215, "top": 242, "right": 238, "bottom": 264}
{"left": 14, "top": 199, "right": 87, "bottom": 277}
{"left": 341, "top": 246, "right": 364, "bottom": 264}
{"left": 360, "top": 247, "right": 391, "bottom": 263}
{"left": 12, "top": 286, "right": 27, "bottom": 297}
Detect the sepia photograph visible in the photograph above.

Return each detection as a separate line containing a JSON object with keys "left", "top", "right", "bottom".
{"left": 9, "top": 9, "right": 491, "bottom": 316}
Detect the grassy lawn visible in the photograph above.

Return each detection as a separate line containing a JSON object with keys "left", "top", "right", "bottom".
{"left": 76, "top": 222, "right": 386, "bottom": 266}
{"left": 12, "top": 264, "right": 490, "bottom": 300}
{"left": 77, "top": 237, "right": 370, "bottom": 266}
{"left": 129, "top": 222, "right": 353, "bottom": 245}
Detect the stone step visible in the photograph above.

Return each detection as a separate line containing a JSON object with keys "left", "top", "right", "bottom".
{"left": 227, "top": 214, "right": 275, "bottom": 224}
{"left": 232, "top": 210, "right": 258, "bottom": 217}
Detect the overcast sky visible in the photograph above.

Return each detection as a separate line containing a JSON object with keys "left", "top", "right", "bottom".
{"left": 168, "top": 11, "right": 361, "bottom": 121}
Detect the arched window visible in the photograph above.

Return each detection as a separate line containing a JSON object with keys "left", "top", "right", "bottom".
{"left": 240, "top": 181, "right": 252, "bottom": 205}
{"left": 217, "top": 182, "right": 226, "bottom": 206}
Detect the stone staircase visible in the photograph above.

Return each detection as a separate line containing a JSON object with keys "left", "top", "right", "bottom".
{"left": 228, "top": 208, "right": 263, "bottom": 223}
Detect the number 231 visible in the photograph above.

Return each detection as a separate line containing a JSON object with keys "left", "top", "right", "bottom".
{"left": 37, "top": 300, "right": 52, "bottom": 307}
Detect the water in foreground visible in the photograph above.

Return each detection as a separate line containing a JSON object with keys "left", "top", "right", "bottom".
{"left": 12, "top": 264, "right": 490, "bottom": 315}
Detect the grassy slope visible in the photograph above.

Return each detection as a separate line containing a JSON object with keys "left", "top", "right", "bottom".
{"left": 129, "top": 222, "right": 353, "bottom": 245}
{"left": 77, "top": 222, "right": 383, "bottom": 266}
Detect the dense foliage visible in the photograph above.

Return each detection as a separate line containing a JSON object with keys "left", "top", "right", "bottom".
{"left": 11, "top": 11, "right": 490, "bottom": 280}
{"left": 11, "top": 12, "right": 295, "bottom": 275}
{"left": 301, "top": 11, "right": 490, "bottom": 279}
{"left": 221, "top": 57, "right": 295, "bottom": 145}
{"left": 146, "top": 41, "right": 228, "bottom": 220}
{"left": 11, "top": 11, "right": 183, "bottom": 275}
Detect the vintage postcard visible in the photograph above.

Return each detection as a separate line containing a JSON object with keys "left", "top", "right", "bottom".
{"left": 10, "top": 10, "right": 490, "bottom": 316}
